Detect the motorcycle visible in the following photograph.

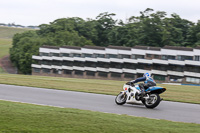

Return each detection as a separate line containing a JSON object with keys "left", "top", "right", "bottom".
{"left": 115, "top": 81, "right": 166, "bottom": 108}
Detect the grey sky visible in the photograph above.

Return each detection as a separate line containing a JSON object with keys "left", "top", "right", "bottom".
{"left": 0, "top": 0, "right": 200, "bottom": 26}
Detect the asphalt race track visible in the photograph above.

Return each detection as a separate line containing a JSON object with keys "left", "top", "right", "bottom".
{"left": 0, "top": 84, "right": 199, "bottom": 124}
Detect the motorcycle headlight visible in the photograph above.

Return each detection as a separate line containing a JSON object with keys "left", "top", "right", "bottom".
{"left": 123, "top": 84, "right": 129, "bottom": 91}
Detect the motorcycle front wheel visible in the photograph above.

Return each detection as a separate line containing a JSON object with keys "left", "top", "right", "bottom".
{"left": 142, "top": 93, "right": 160, "bottom": 109}
{"left": 115, "top": 92, "right": 127, "bottom": 105}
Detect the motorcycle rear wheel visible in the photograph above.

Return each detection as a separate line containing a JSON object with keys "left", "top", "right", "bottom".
{"left": 142, "top": 93, "right": 160, "bottom": 109}
{"left": 115, "top": 92, "right": 127, "bottom": 105}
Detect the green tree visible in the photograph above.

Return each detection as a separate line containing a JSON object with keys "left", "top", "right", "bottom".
{"left": 163, "top": 14, "right": 194, "bottom": 46}
{"left": 10, "top": 31, "right": 42, "bottom": 74}
{"left": 128, "top": 8, "right": 167, "bottom": 47}
{"left": 186, "top": 21, "right": 200, "bottom": 46}
{"left": 95, "top": 12, "right": 117, "bottom": 46}
{"left": 10, "top": 18, "right": 94, "bottom": 74}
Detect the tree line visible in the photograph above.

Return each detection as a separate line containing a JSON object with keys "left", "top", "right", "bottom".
{"left": 10, "top": 8, "right": 200, "bottom": 74}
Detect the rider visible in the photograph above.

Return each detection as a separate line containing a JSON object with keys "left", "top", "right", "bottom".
{"left": 131, "top": 73, "right": 156, "bottom": 97}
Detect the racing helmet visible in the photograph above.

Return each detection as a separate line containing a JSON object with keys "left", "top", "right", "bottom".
{"left": 143, "top": 72, "right": 151, "bottom": 77}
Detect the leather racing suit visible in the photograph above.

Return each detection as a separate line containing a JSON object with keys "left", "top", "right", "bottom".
{"left": 132, "top": 76, "right": 156, "bottom": 93}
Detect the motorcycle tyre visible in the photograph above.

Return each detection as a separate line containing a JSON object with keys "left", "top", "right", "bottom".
{"left": 142, "top": 93, "right": 160, "bottom": 109}
{"left": 115, "top": 92, "right": 127, "bottom": 105}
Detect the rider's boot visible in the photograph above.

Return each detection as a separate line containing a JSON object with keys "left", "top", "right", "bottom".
{"left": 140, "top": 90, "right": 145, "bottom": 97}
{"left": 139, "top": 89, "right": 146, "bottom": 100}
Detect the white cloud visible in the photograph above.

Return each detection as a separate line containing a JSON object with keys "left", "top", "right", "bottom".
{"left": 0, "top": 0, "right": 199, "bottom": 26}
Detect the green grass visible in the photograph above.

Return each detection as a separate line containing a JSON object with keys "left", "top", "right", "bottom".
{"left": 0, "top": 74, "right": 200, "bottom": 104}
{"left": 0, "top": 67, "right": 5, "bottom": 73}
{"left": 0, "top": 26, "right": 32, "bottom": 58}
{"left": 0, "top": 26, "right": 34, "bottom": 57}
{"left": 0, "top": 43, "right": 12, "bottom": 58}
{"left": 0, "top": 38, "right": 12, "bottom": 45}
{"left": 0, "top": 26, "right": 33, "bottom": 39}
{"left": 0, "top": 100, "right": 199, "bottom": 133}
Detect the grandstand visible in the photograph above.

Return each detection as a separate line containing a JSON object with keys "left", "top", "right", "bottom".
{"left": 31, "top": 45, "right": 200, "bottom": 84}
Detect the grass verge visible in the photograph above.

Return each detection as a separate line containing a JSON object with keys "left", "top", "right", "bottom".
{"left": 0, "top": 74, "right": 200, "bottom": 104}
{"left": 0, "top": 38, "right": 12, "bottom": 45}
{"left": 0, "top": 67, "right": 5, "bottom": 74}
{"left": 0, "top": 26, "right": 33, "bottom": 39}
{"left": 0, "top": 100, "right": 199, "bottom": 133}
{"left": 0, "top": 40, "right": 12, "bottom": 58}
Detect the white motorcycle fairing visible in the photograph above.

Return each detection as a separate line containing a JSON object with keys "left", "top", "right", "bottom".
{"left": 122, "top": 84, "right": 142, "bottom": 104}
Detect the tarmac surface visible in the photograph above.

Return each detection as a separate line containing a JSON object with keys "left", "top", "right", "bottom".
{"left": 0, "top": 84, "right": 199, "bottom": 124}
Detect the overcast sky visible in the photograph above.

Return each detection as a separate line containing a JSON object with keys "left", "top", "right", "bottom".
{"left": 0, "top": 0, "right": 200, "bottom": 26}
